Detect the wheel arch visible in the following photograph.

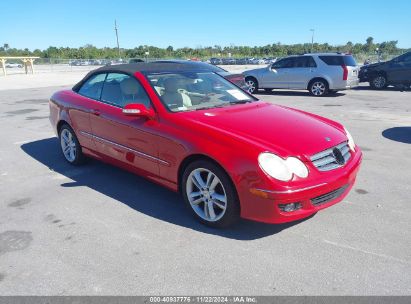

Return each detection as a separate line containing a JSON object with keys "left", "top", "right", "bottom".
{"left": 177, "top": 154, "right": 238, "bottom": 198}
{"left": 370, "top": 69, "right": 387, "bottom": 77}
{"left": 245, "top": 75, "right": 258, "bottom": 84}
{"left": 307, "top": 77, "right": 330, "bottom": 90}
{"left": 57, "top": 120, "right": 71, "bottom": 135}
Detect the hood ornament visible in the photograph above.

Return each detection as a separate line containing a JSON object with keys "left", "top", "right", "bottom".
{"left": 325, "top": 137, "right": 331, "bottom": 142}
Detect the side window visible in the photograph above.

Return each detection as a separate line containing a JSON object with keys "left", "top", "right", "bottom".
{"left": 78, "top": 73, "right": 106, "bottom": 100}
{"left": 319, "top": 56, "right": 344, "bottom": 66}
{"left": 272, "top": 58, "right": 293, "bottom": 69}
{"left": 292, "top": 57, "right": 309, "bottom": 68}
{"left": 282, "top": 58, "right": 295, "bottom": 68}
{"left": 101, "top": 73, "right": 151, "bottom": 108}
{"left": 306, "top": 56, "right": 317, "bottom": 67}
{"left": 401, "top": 53, "right": 411, "bottom": 64}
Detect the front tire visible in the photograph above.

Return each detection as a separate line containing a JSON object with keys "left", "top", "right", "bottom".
{"left": 245, "top": 77, "right": 258, "bottom": 94}
{"left": 370, "top": 75, "right": 387, "bottom": 89}
{"left": 182, "top": 160, "right": 240, "bottom": 228}
{"left": 309, "top": 79, "right": 329, "bottom": 96}
{"left": 59, "top": 124, "right": 86, "bottom": 165}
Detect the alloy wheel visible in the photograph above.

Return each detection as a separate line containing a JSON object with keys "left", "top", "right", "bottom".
{"left": 373, "top": 76, "right": 386, "bottom": 89}
{"left": 60, "top": 128, "right": 77, "bottom": 162}
{"left": 311, "top": 81, "right": 326, "bottom": 96}
{"left": 186, "top": 168, "right": 227, "bottom": 222}
{"left": 246, "top": 79, "right": 256, "bottom": 93}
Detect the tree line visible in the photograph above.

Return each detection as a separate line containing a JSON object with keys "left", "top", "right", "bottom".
{"left": 0, "top": 37, "right": 408, "bottom": 59}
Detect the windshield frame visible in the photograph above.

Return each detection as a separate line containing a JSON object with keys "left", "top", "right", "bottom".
{"left": 143, "top": 70, "right": 258, "bottom": 113}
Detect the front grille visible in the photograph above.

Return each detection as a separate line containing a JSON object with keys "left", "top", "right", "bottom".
{"left": 310, "top": 141, "right": 351, "bottom": 171}
{"left": 311, "top": 185, "right": 349, "bottom": 206}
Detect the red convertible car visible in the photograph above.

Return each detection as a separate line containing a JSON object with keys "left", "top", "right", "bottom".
{"left": 49, "top": 62, "right": 362, "bottom": 227}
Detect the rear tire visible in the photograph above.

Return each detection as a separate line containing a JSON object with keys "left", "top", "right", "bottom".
{"left": 370, "top": 75, "right": 387, "bottom": 89}
{"left": 59, "top": 124, "right": 86, "bottom": 165}
{"left": 182, "top": 160, "right": 240, "bottom": 228}
{"left": 245, "top": 77, "right": 258, "bottom": 94}
{"left": 309, "top": 79, "right": 329, "bottom": 96}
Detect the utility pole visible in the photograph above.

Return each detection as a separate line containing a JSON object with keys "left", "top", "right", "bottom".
{"left": 310, "top": 29, "right": 315, "bottom": 53}
{"left": 114, "top": 20, "right": 120, "bottom": 59}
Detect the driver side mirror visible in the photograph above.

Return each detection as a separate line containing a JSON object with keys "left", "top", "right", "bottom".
{"left": 122, "top": 103, "right": 155, "bottom": 119}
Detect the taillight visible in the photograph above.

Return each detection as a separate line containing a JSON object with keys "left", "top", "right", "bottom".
{"left": 341, "top": 64, "right": 348, "bottom": 80}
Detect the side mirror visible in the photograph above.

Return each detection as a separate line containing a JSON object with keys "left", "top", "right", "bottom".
{"left": 122, "top": 103, "right": 155, "bottom": 119}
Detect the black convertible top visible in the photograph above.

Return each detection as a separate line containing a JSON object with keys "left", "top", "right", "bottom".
{"left": 72, "top": 62, "right": 216, "bottom": 91}
{"left": 96, "top": 62, "right": 217, "bottom": 74}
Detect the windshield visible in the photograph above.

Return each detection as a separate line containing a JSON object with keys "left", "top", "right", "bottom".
{"left": 146, "top": 72, "right": 256, "bottom": 112}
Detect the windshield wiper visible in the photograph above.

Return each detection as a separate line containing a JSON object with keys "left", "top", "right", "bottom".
{"left": 229, "top": 100, "right": 252, "bottom": 104}
{"left": 195, "top": 101, "right": 251, "bottom": 111}
{"left": 195, "top": 104, "right": 228, "bottom": 111}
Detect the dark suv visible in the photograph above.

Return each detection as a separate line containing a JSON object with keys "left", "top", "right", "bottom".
{"left": 359, "top": 52, "right": 411, "bottom": 89}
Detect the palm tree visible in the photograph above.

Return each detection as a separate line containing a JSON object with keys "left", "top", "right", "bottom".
{"left": 3, "top": 43, "right": 9, "bottom": 53}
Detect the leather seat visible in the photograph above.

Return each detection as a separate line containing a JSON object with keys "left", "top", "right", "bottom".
{"left": 120, "top": 77, "right": 150, "bottom": 107}
{"left": 161, "top": 78, "right": 192, "bottom": 109}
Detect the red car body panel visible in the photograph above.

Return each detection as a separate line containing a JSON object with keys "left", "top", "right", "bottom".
{"left": 49, "top": 70, "right": 362, "bottom": 224}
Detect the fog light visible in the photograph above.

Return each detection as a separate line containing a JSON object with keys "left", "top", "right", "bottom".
{"left": 279, "top": 202, "right": 302, "bottom": 212}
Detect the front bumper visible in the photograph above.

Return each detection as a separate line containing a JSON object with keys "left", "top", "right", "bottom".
{"left": 359, "top": 70, "right": 369, "bottom": 82}
{"left": 239, "top": 149, "right": 362, "bottom": 224}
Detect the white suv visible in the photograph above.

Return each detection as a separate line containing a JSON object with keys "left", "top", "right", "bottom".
{"left": 243, "top": 53, "right": 359, "bottom": 96}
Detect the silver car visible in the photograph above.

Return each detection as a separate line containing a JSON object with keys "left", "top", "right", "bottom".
{"left": 243, "top": 53, "right": 359, "bottom": 96}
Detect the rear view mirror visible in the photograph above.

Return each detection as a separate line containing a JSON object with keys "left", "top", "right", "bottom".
{"left": 123, "top": 104, "right": 155, "bottom": 119}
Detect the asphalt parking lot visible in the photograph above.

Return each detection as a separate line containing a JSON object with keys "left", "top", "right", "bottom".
{"left": 0, "top": 82, "right": 410, "bottom": 295}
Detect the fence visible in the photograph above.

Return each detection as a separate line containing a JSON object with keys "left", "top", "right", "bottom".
{"left": 1, "top": 52, "right": 407, "bottom": 76}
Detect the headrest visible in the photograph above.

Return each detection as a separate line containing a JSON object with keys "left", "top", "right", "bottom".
{"left": 164, "top": 78, "right": 179, "bottom": 92}
{"left": 120, "top": 78, "right": 139, "bottom": 95}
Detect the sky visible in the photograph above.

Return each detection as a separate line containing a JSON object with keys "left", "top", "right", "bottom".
{"left": 2, "top": 0, "right": 411, "bottom": 50}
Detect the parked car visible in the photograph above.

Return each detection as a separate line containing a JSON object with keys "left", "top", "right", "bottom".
{"left": 243, "top": 53, "right": 359, "bottom": 96}
{"left": 49, "top": 62, "right": 362, "bottom": 227}
{"left": 5, "top": 62, "right": 23, "bottom": 68}
{"left": 359, "top": 51, "right": 411, "bottom": 89}
{"left": 235, "top": 58, "right": 248, "bottom": 65}
{"left": 263, "top": 57, "right": 277, "bottom": 64}
{"left": 89, "top": 59, "right": 102, "bottom": 65}
{"left": 210, "top": 58, "right": 222, "bottom": 65}
{"left": 221, "top": 58, "right": 236, "bottom": 65}
{"left": 248, "top": 58, "right": 265, "bottom": 65}
{"left": 129, "top": 58, "right": 145, "bottom": 63}
{"left": 153, "top": 60, "right": 249, "bottom": 92}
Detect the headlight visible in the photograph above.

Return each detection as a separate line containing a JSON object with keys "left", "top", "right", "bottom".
{"left": 258, "top": 153, "right": 308, "bottom": 181}
{"left": 344, "top": 127, "right": 355, "bottom": 151}
{"left": 285, "top": 157, "right": 309, "bottom": 178}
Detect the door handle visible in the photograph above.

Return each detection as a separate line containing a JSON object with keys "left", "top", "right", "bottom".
{"left": 90, "top": 109, "right": 100, "bottom": 116}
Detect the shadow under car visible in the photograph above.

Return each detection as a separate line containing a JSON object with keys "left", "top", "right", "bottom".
{"left": 21, "top": 137, "right": 312, "bottom": 240}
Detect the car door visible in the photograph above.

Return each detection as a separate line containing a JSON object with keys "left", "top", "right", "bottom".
{"left": 261, "top": 57, "right": 294, "bottom": 88}
{"left": 286, "top": 56, "right": 317, "bottom": 89}
{"left": 87, "top": 72, "right": 161, "bottom": 176}
{"left": 74, "top": 73, "right": 107, "bottom": 151}
{"left": 387, "top": 53, "right": 411, "bottom": 84}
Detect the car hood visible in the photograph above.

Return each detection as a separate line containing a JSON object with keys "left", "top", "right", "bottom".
{"left": 178, "top": 102, "right": 347, "bottom": 159}
{"left": 362, "top": 62, "right": 385, "bottom": 69}
{"left": 242, "top": 67, "right": 266, "bottom": 75}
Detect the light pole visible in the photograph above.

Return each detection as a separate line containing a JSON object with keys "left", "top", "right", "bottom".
{"left": 114, "top": 20, "right": 120, "bottom": 59}
{"left": 310, "top": 29, "right": 315, "bottom": 53}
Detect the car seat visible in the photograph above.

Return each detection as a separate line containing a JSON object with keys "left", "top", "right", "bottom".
{"left": 161, "top": 78, "right": 192, "bottom": 109}
{"left": 120, "top": 77, "right": 150, "bottom": 108}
